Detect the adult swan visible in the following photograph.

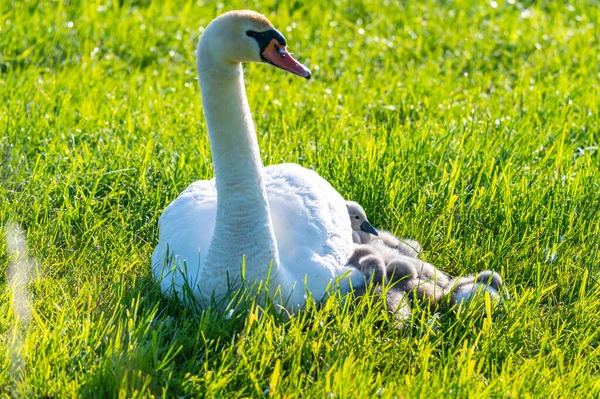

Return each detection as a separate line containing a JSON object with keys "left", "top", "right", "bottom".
{"left": 152, "top": 10, "right": 362, "bottom": 308}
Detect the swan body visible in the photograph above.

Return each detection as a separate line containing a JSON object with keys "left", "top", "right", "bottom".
{"left": 153, "top": 163, "right": 362, "bottom": 306}
{"left": 152, "top": 11, "right": 362, "bottom": 308}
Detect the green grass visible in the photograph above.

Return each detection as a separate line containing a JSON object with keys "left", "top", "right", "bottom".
{"left": 1, "top": 0, "right": 600, "bottom": 396}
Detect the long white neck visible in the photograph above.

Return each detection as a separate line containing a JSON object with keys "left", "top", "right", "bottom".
{"left": 196, "top": 36, "right": 280, "bottom": 295}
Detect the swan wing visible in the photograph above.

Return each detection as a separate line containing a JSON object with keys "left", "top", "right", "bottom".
{"left": 151, "top": 179, "right": 217, "bottom": 297}
{"left": 264, "top": 163, "right": 360, "bottom": 303}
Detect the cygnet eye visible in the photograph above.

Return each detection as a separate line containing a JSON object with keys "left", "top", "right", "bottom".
{"left": 354, "top": 216, "right": 360, "bottom": 219}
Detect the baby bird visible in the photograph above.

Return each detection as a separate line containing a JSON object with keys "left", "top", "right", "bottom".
{"left": 351, "top": 283, "right": 412, "bottom": 325}
{"left": 414, "top": 260, "right": 451, "bottom": 289}
{"left": 377, "top": 231, "right": 422, "bottom": 258}
{"left": 386, "top": 253, "right": 451, "bottom": 289}
{"left": 346, "top": 201, "right": 379, "bottom": 244}
{"left": 346, "top": 201, "right": 420, "bottom": 257}
{"left": 347, "top": 245, "right": 412, "bottom": 323}
{"left": 384, "top": 287, "right": 412, "bottom": 324}
{"left": 346, "top": 245, "right": 387, "bottom": 286}
{"left": 448, "top": 270, "right": 504, "bottom": 307}
{"left": 385, "top": 256, "right": 418, "bottom": 290}
{"left": 358, "top": 255, "right": 388, "bottom": 286}
{"left": 386, "top": 256, "right": 445, "bottom": 309}
{"left": 345, "top": 201, "right": 465, "bottom": 312}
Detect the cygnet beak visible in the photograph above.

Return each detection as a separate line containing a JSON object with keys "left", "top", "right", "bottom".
{"left": 359, "top": 220, "right": 379, "bottom": 236}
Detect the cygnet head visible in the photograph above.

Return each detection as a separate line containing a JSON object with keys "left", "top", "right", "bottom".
{"left": 346, "top": 201, "right": 379, "bottom": 237}
{"left": 450, "top": 270, "right": 504, "bottom": 307}
{"left": 346, "top": 244, "right": 377, "bottom": 267}
{"left": 386, "top": 258, "right": 417, "bottom": 281}
{"left": 475, "top": 270, "right": 503, "bottom": 290}
{"left": 198, "top": 10, "right": 311, "bottom": 78}
{"left": 359, "top": 255, "right": 387, "bottom": 285}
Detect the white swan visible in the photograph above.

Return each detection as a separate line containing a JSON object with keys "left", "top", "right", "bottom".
{"left": 152, "top": 10, "right": 363, "bottom": 308}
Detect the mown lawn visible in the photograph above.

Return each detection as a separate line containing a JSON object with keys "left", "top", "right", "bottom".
{"left": 1, "top": 0, "right": 599, "bottom": 397}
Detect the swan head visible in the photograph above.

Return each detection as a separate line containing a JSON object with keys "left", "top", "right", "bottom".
{"left": 346, "top": 201, "right": 379, "bottom": 237}
{"left": 199, "top": 10, "right": 311, "bottom": 79}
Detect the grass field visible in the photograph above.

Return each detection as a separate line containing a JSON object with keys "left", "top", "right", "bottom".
{"left": 1, "top": 0, "right": 600, "bottom": 397}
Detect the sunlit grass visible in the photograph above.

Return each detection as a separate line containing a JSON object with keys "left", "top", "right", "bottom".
{"left": 1, "top": 0, "right": 599, "bottom": 397}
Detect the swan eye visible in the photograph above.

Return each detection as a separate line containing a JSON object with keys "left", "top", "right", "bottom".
{"left": 275, "top": 45, "right": 286, "bottom": 58}
{"left": 246, "top": 30, "right": 257, "bottom": 37}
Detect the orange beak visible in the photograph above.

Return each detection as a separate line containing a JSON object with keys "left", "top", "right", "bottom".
{"left": 261, "top": 39, "right": 311, "bottom": 79}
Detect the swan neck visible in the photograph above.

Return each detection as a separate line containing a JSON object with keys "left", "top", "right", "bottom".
{"left": 197, "top": 47, "right": 280, "bottom": 284}
{"left": 199, "top": 65, "right": 261, "bottom": 191}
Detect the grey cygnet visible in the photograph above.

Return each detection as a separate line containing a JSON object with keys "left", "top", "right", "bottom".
{"left": 346, "top": 201, "right": 379, "bottom": 244}
{"left": 376, "top": 231, "right": 422, "bottom": 258}
{"left": 386, "top": 256, "right": 446, "bottom": 309}
{"left": 346, "top": 245, "right": 387, "bottom": 286}
{"left": 448, "top": 270, "right": 504, "bottom": 307}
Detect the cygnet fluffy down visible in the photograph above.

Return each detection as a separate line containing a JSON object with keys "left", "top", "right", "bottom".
{"left": 376, "top": 231, "right": 422, "bottom": 258}
{"left": 386, "top": 256, "right": 446, "bottom": 309}
{"left": 347, "top": 246, "right": 410, "bottom": 323}
{"left": 351, "top": 285, "right": 412, "bottom": 325}
{"left": 385, "top": 251, "right": 451, "bottom": 289}
{"left": 346, "top": 245, "right": 387, "bottom": 286}
{"left": 448, "top": 270, "right": 504, "bottom": 307}
{"left": 345, "top": 202, "right": 507, "bottom": 313}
